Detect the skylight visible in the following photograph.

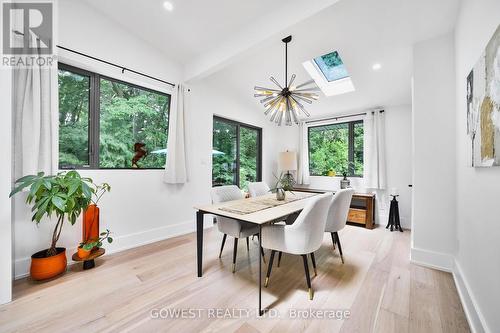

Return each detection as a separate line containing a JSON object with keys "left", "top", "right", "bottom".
{"left": 303, "top": 50, "right": 355, "bottom": 97}
{"left": 313, "top": 51, "right": 349, "bottom": 82}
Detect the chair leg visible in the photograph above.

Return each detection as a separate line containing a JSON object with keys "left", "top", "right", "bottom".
{"left": 246, "top": 237, "right": 250, "bottom": 251}
{"left": 310, "top": 252, "right": 317, "bottom": 277}
{"left": 330, "top": 232, "right": 336, "bottom": 250}
{"left": 219, "top": 234, "right": 227, "bottom": 258}
{"left": 232, "top": 238, "right": 239, "bottom": 273}
{"left": 334, "top": 232, "right": 344, "bottom": 264}
{"left": 264, "top": 250, "right": 276, "bottom": 287}
{"left": 256, "top": 234, "right": 266, "bottom": 263}
{"left": 301, "top": 255, "right": 313, "bottom": 300}
{"left": 277, "top": 251, "right": 283, "bottom": 267}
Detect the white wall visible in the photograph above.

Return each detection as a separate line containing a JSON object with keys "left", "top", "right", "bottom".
{"left": 384, "top": 106, "right": 413, "bottom": 229}
{"left": 454, "top": 1, "right": 500, "bottom": 331}
{"left": 286, "top": 106, "right": 413, "bottom": 229}
{"left": 12, "top": 0, "right": 285, "bottom": 278}
{"left": 410, "top": 33, "right": 457, "bottom": 270}
{"left": 0, "top": 67, "right": 12, "bottom": 303}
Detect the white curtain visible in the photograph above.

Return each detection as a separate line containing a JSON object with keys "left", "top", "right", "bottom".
{"left": 13, "top": 43, "right": 58, "bottom": 179}
{"left": 163, "top": 83, "right": 188, "bottom": 184}
{"left": 297, "top": 121, "right": 310, "bottom": 184}
{"left": 364, "top": 110, "right": 387, "bottom": 189}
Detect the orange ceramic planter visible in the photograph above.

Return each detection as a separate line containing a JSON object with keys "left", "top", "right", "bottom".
{"left": 83, "top": 204, "right": 100, "bottom": 246}
{"left": 30, "top": 247, "right": 67, "bottom": 281}
{"left": 77, "top": 247, "right": 91, "bottom": 259}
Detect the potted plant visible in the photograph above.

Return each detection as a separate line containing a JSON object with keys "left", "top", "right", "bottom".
{"left": 77, "top": 229, "right": 113, "bottom": 259}
{"left": 339, "top": 161, "right": 355, "bottom": 189}
{"left": 9, "top": 171, "right": 97, "bottom": 280}
{"left": 82, "top": 182, "right": 111, "bottom": 250}
{"left": 270, "top": 172, "right": 295, "bottom": 201}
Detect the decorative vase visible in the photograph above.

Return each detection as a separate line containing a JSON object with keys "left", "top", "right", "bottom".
{"left": 340, "top": 175, "right": 350, "bottom": 189}
{"left": 30, "top": 247, "right": 67, "bottom": 281}
{"left": 77, "top": 247, "right": 91, "bottom": 259}
{"left": 83, "top": 204, "right": 99, "bottom": 248}
{"left": 327, "top": 170, "right": 336, "bottom": 177}
{"left": 276, "top": 188, "right": 286, "bottom": 201}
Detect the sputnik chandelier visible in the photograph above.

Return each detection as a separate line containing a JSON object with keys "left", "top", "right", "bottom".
{"left": 254, "top": 35, "right": 319, "bottom": 126}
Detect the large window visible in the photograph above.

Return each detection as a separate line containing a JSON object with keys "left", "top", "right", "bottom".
{"left": 58, "top": 64, "right": 171, "bottom": 169}
{"left": 308, "top": 120, "right": 363, "bottom": 177}
{"left": 212, "top": 117, "right": 262, "bottom": 190}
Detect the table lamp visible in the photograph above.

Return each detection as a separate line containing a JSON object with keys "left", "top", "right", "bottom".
{"left": 278, "top": 151, "right": 297, "bottom": 188}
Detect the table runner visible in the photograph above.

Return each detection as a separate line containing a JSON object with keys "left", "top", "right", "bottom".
{"left": 219, "top": 192, "right": 317, "bottom": 215}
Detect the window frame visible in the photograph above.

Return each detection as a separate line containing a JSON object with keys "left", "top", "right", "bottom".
{"left": 58, "top": 63, "right": 172, "bottom": 170}
{"left": 307, "top": 119, "right": 364, "bottom": 178}
{"left": 212, "top": 115, "right": 263, "bottom": 188}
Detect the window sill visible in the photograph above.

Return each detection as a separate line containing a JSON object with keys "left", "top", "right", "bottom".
{"left": 309, "top": 175, "right": 363, "bottom": 179}
{"left": 58, "top": 168, "right": 165, "bottom": 171}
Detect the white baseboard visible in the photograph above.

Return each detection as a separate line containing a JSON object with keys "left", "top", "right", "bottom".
{"left": 410, "top": 247, "right": 489, "bottom": 333}
{"left": 452, "top": 260, "right": 490, "bottom": 333}
{"left": 410, "top": 246, "right": 454, "bottom": 272}
{"left": 14, "top": 219, "right": 213, "bottom": 280}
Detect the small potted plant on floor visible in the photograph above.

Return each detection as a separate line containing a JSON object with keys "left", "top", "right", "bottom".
{"left": 77, "top": 229, "right": 113, "bottom": 259}
{"left": 9, "top": 171, "right": 100, "bottom": 280}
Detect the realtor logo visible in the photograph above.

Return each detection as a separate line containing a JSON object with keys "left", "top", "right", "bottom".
{"left": 2, "top": 2, "right": 53, "bottom": 55}
{"left": 1, "top": 1, "right": 55, "bottom": 67}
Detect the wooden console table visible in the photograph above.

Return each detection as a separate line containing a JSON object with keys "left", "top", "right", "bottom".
{"left": 293, "top": 188, "right": 376, "bottom": 229}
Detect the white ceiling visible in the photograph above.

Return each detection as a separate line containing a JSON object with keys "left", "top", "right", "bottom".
{"left": 82, "top": 0, "right": 460, "bottom": 117}
{"left": 200, "top": 0, "right": 460, "bottom": 117}
{"left": 82, "top": 0, "right": 317, "bottom": 65}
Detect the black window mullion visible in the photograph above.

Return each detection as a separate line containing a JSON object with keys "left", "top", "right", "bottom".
{"left": 94, "top": 75, "right": 100, "bottom": 169}
{"left": 235, "top": 124, "right": 241, "bottom": 187}
{"left": 88, "top": 73, "right": 99, "bottom": 169}
{"left": 257, "top": 128, "right": 262, "bottom": 182}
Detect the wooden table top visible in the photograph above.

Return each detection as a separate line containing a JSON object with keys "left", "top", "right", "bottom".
{"left": 194, "top": 191, "right": 320, "bottom": 225}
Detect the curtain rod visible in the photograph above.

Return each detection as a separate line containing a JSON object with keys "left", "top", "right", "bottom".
{"left": 56, "top": 45, "right": 176, "bottom": 87}
{"left": 12, "top": 30, "right": 176, "bottom": 87}
{"left": 304, "top": 109, "right": 385, "bottom": 124}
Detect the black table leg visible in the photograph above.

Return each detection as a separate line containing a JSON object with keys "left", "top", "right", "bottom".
{"left": 258, "top": 224, "right": 263, "bottom": 316}
{"left": 196, "top": 211, "right": 204, "bottom": 277}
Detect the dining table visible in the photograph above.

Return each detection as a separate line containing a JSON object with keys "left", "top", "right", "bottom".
{"left": 193, "top": 191, "right": 319, "bottom": 316}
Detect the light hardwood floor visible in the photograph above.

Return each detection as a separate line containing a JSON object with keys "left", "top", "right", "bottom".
{"left": 0, "top": 225, "right": 470, "bottom": 333}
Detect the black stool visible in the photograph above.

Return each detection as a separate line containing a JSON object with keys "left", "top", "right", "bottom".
{"left": 386, "top": 195, "right": 403, "bottom": 232}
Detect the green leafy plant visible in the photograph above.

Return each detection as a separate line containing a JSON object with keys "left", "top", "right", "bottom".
{"left": 79, "top": 229, "right": 113, "bottom": 251}
{"left": 9, "top": 171, "right": 101, "bottom": 257}
{"left": 92, "top": 182, "right": 111, "bottom": 205}
{"left": 339, "top": 161, "right": 355, "bottom": 178}
{"left": 270, "top": 172, "right": 295, "bottom": 192}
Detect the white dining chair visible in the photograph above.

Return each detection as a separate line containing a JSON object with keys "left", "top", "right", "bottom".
{"left": 261, "top": 193, "right": 333, "bottom": 300}
{"left": 247, "top": 182, "right": 270, "bottom": 197}
{"left": 325, "top": 188, "right": 355, "bottom": 264}
{"left": 247, "top": 181, "right": 293, "bottom": 262}
{"left": 211, "top": 185, "right": 265, "bottom": 273}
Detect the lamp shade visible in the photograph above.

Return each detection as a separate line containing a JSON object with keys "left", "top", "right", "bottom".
{"left": 278, "top": 151, "right": 297, "bottom": 171}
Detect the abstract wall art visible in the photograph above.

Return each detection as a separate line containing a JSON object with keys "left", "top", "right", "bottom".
{"left": 467, "top": 24, "right": 500, "bottom": 167}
